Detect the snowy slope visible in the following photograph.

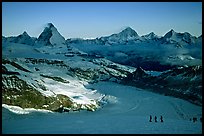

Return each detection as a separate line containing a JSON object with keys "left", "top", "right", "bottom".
{"left": 2, "top": 81, "right": 202, "bottom": 134}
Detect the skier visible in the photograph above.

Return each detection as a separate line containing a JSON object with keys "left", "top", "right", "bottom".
{"left": 154, "top": 116, "right": 157, "bottom": 122}
{"left": 149, "top": 115, "right": 152, "bottom": 122}
{"left": 193, "top": 117, "right": 197, "bottom": 123}
{"left": 160, "top": 116, "right": 163, "bottom": 123}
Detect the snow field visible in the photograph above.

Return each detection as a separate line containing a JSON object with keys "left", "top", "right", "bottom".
{"left": 3, "top": 81, "right": 201, "bottom": 134}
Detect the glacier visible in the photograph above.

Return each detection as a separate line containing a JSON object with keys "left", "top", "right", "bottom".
{"left": 2, "top": 82, "right": 202, "bottom": 134}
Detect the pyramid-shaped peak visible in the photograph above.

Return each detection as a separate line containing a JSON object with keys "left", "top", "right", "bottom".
{"left": 170, "top": 29, "right": 175, "bottom": 32}
{"left": 36, "top": 23, "right": 65, "bottom": 46}
{"left": 121, "top": 27, "right": 136, "bottom": 33}
{"left": 164, "top": 29, "right": 177, "bottom": 38}
{"left": 17, "top": 31, "right": 30, "bottom": 38}
{"left": 169, "top": 29, "right": 177, "bottom": 35}
{"left": 119, "top": 26, "right": 138, "bottom": 37}
{"left": 124, "top": 26, "right": 134, "bottom": 30}
{"left": 21, "top": 31, "right": 29, "bottom": 37}
{"left": 46, "top": 23, "right": 55, "bottom": 28}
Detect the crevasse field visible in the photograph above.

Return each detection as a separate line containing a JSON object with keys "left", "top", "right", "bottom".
{"left": 2, "top": 81, "right": 202, "bottom": 134}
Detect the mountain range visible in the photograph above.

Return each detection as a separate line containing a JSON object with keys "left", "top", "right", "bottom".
{"left": 65, "top": 26, "right": 201, "bottom": 71}
{"left": 2, "top": 23, "right": 202, "bottom": 114}
{"left": 66, "top": 26, "right": 201, "bottom": 46}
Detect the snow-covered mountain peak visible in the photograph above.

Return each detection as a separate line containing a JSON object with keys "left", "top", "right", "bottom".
{"left": 16, "top": 31, "right": 31, "bottom": 39}
{"left": 2, "top": 31, "right": 36, "bottom": 46}
{"left": 164, "top": 29, "right": 177, "bottom": 38}
{"left": 46, "top": 23, "right": 55, "bottom": 28}
{"left": 119, "top": 27, "right": 139, "bottom": 38}
{"left": 36, "top": 23, "right": 66, "bottom": 46}
{"left": 162, "top": 29, "right": 197, "bottom": 45}
{"left": 170, "top": 29, "right": 175, "bottom": 32}
{"left": 142, "top": 32, "right": 159, "bottom": 40}
{"left": 98, "top": 26, "right": 141, "bottom": 44}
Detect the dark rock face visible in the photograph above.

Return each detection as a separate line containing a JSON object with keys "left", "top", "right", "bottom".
{"left": 36, "top": 27, "right": 53, "bottom": 46}
{"left": 122, "top": 66, "right": 202, "bottom": 106}
{"left": 128, "top": 67, "right": 149, "bottom": 79}
{"left": 2, "top": 75, "right": 74, "bottom": 111}
{"left": 2, "top": 58, "right": 101, "bottom": 113}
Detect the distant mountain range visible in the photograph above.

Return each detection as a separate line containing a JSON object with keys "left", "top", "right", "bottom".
{"left": 3, "top": 25, "right": 201, "bottom": 71}
{"left": 65, "top": 26, "right": 201, "bottom": 47}
{"left": 64, "top": 27, "right": 202, "bottom": 71}
{"left": 2, "top": 23, "right": 202, "bottom": 112}
{"left": 3, "top": 25, "right": 202, "bottom": 47}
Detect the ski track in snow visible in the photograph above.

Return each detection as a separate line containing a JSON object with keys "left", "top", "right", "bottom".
{"left": 2, "top": 81, "right": 202, "bottom": 134}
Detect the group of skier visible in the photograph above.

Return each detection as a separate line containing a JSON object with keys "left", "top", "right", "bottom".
{"left": 149, "top": 115, "right": 163, "bottom": 123}
{"left": 190, "top": 117, "right": 202, "bottom": 123}
{"left": 149, "top": 115, "right": 202, "bottom": 123}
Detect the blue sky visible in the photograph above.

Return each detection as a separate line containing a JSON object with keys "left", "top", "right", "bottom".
{"left": 2, "top": 2, "right": 202, "bottom": 39}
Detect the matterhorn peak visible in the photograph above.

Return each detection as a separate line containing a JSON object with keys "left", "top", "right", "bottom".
{"left": 46, "top": 23, "right": 55, "bottom": 28}
{"left": 36, "top": 23, "right": 66, "bottom": 46}
{"left": 170, "top": 29, "right": 175, "bottom": 32}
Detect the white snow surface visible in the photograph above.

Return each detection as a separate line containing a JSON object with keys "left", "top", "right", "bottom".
{"left": 2, "top": 81, "right": 202, "bottom": 134}
{"left": 49, "top": 26, "right": 66, "bottom": 45}
{"left": 144, "top": 70, "right": 163, "bottom": 77}
{"left": 2, "top": 39, "right": 132, "bottom": 108}
{"left": 2, "top": 104, "right": 53, "bottom": 114}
